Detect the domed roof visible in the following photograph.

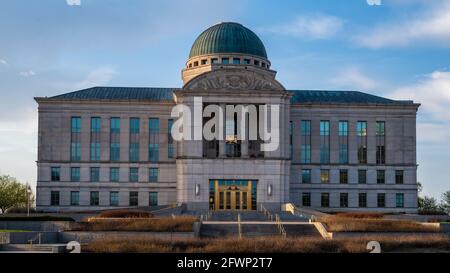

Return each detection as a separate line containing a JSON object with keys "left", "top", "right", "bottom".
{"left": 189, "top": 22, "right": 268, "bottom": 59}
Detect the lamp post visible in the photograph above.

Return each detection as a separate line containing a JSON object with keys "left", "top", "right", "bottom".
{"left": 26, "top": 182, "right": 31, "bottom": 217}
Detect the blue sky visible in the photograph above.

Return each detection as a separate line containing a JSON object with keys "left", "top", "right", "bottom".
{"left": 0, "top": 0, "right": 449, "bottom": 199}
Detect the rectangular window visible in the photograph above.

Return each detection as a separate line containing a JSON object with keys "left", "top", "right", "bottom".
{"left": 129, "top": 167, "right": 139, "bottom": 182}
{"left": 149, "top": 144, "right": 159, "bottom": 162}
{"left": 358, "top": 193, "right": 367, "bottom": 208}
{"left": 149, "top": 118, "right": 160, "bottom": 133}
{"left": 129, "top": 118, "right": 140, "bottom": 134}
{"left": 221, "top": 57, "right": 229, "bottom": 64}
{"left": 201, "top": 59, "right": 207, "bottom": 65}
{"left": 396, "top": 193, "right": 404, "bottom": 208}
{"left": 338, "top": 121, "right": 349, "bottom": 164}
{"left": 90, "top": 167, "right": 100, "bottom": 182}
{"left": 71, "top": 116, "right": 81, "bottom": 133}
{"left": 129, "top": 191, "right": 138, "bottom": 206}
{"left": 90, "top": 117, "right": 101, "bottom": 135}
{"left": 376, "top": 121, "right": 386, "bottom": 164}
{"left": 301, "top": 121, "right": 311, "bottom": 164}
{"left": 90, "top": 143, "right": 101, "bottom": 162}
{"left": 149, "top": 168, "right": 158, "bottom": 183}
{"left": 211, "top": 58, "right": 219, "bottom": 64}
{"left": 110, "top": 118, "right": 121, "bottom": 162}
{"left": 301, "top": 169, "right": 311, "bottom": 184}
{"left": 110, "top": 192, "right": 119, "bottom": 206}
{"left": 232, "top": 58, "right": 240, "bottom": 64}
{"left": 71, "top": 167, "right": 80, "bottom": 182}
{"left": 70, "top": 191, "right": 80, "bottom": 206}
{"left": 149, "top": 192, "right": 158, "bottom": 206}
{"left": 321, "top": 193, "right": 330, "bottom": 208}
{"left": 50, "top": 191, "right": 60, "bottom": 206}
{"left": 320, "top": 121, "right": 330, "bottom": 164}
{"left": 71, "top": 143, "right": 81, "bottom": 162}
{"left": 110, "top": 167, "right": 120, "bottom": 182}
{"left": 340, "top": 193, "right": 348, "bottom": 208}
{"left": 377, "top": 193, "right": 386, "bottom": 208}
{"left": 339, "top": 170, "right": 348, "bottom": 184}
{"left": 396, "top": 170, "right": 404, "bottom": 184}
{"left": 320, "top": 169, "right": 330, "bottom": 184}
{"left": 149, "top": 118, "right": 160, "bottom": 162}
{"left": 302, "top": 192, "right": 311, "bottom": 207}
{"left": 129, "top": 143, "right": 140, "bottom": 162}
{"left": 358, "top": 170, "right": 367, "bottom": 184}
{"left": 90, "top": 117, "right": 101, "bottom": 161}
{"left": 377, "top": 170, "right": 385, "bottom": 184}
{"left": 71, "top": 117, "right": 81, "bottom": 161}
{"left": 90, "top": 191, "right": 99, "bottom": 206}
{"left": 129, "top": 118, "right": 140, "bottom": 162}
{"left": 168, "top": 119, "right": 174, "bottom": 159}
{"left": 243, "top": 59, "right": 251, "bottom": 65}
{"left": 51, "top": 167, "right": 60, "bottom": 181}
{"left": 357, "top": 121, "right": 367, "bottom": 164}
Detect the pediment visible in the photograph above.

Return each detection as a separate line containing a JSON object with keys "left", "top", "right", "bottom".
{"left": 183, "top": 69, "right": 285, "bottom": 92}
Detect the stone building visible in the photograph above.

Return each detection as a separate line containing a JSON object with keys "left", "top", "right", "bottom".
{"left": 35, "top": 22, "right": 420, "bottom": 213}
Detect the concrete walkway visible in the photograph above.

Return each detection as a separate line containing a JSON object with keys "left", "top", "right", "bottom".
{"left": 202, "top": 221, "right": 311, "bottom": 225}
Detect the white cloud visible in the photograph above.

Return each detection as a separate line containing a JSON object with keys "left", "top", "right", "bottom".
{"left": 367, "top": 0, "right": 382, "bottom": 5}
{"left": 19, "top": 70, "right": 36, "bottom": 77}
{"left": 416, "top": 122, "right": 450, "bottom": 143}
{"left": 330, "top": 67, "right": 378, "bottom": 90}
{"left": 0, "top": 59, "right": 7, "bottom": 65}
{"left": 0, "top": 112, "right": 38, "bottom": 190}
{"left": 66, "top": 0, "right": 81, "bottom": 6}
{"left": 75, "top": 67, "right": 118, "bottom": 89}
{"left": 262, "top": 14, "right": 344, "bottom": 40}
{"left": 391, "top": 70, "right": 450, "bottom": 120}
{"left": 356, "top": 3, "right": 450, "bottom": 48}
{"left": 390, "top": 70, "right": 450, "bottom": 146}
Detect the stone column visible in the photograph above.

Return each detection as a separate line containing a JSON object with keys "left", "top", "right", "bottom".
{"left": 241, "top": 111, "right": 249, "bottom": 158}
{"left": 219, "top": 104, "right": 226, "bottom": 158}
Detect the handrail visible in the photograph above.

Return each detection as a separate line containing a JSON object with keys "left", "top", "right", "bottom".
{"left": 275, "top": 214, "right": 287, "bottom": 239}
{"left": 283, "top": 203, "right": 328, "bottom": 222}
{"left": 200, "top": 211, "right": 212, "bottom": 223}
{"left": 260, "top": 204, "right": 274, "bottom": 221}
{"left": 28, "top": 233, "right": 42, "bottom": 246}
{"left": 237, "top": 213, "right": 242, "bottom": 239}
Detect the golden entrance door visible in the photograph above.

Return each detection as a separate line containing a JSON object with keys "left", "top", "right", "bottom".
{"left": 213, "top": 180, "right": 252, "bottom": 211}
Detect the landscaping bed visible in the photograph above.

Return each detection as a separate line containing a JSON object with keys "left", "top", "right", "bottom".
{"left": 319, "top": 215, "right": 439, "bottom": 233}
{"left": 68, "top": 216, "right": 198, "bottom": 232}
{"left": 83, "top": 235, "right": 450, "bottom": 253}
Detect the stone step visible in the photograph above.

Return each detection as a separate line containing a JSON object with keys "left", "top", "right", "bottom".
{"left": 0, "top": 244, "right": 56, "bottom": 252}
{"left": 284, "top": 224, "right": 322, "bottom": 238}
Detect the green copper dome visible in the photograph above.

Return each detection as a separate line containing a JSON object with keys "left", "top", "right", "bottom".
{"left": 189, "top": 22, "right": 268, "bottom": 59}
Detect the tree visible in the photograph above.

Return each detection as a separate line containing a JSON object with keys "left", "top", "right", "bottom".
{"left": 0, "top": 175, "right": 34, "bottom": 213}
{"left": 441, "top": 190, "right": 450, "bottom": 215}
{"left": 417, "top": 181, "right": 423, "bottom": 193}
{"left": 417, "top": 181, "right": 424, "bottom": 207}
{"left": 420, "top": 196, "right": 439, "bottom": 211}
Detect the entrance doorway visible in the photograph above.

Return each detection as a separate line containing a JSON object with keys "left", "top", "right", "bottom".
{"left": 209, "top": 180, "right": 257, "bottom": 211}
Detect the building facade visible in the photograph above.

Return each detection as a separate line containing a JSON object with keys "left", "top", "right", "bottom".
{"left": 35, "top": 22, "right": 420, "bottom": 213}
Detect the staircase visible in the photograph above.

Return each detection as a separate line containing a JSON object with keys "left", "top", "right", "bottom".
{"left": 200, "top": 210, "right": 320, "bottom": 238}
{"left": 0, "top": 244, "right": 65, "bottom": 253}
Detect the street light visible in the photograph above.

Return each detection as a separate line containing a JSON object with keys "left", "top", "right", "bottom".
{"left": 26, "top": 182, "right": 32, "bottom": 217}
